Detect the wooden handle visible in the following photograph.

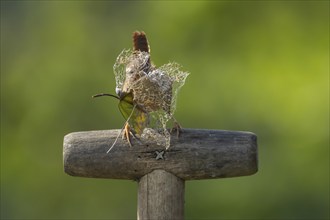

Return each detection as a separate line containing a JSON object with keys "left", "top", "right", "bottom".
{"left": 138, "top": 170, "right": 184, "bottom": 220}
{"left": 63, "top": 129, "right": 258, "bottom": 180}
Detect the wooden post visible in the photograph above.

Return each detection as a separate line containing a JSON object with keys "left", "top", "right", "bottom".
{"left": 63, "top": 129, "right": 258, "bottom": 219}
{"left": 138, "top": 170, "right": 184, "bottom": 220}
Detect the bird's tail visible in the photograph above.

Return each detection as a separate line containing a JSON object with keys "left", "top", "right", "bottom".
{"left": 133, "top": 31, "right": 150, "bottom": 53}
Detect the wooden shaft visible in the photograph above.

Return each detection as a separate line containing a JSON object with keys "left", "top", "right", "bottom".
{"left": 138, "top": 170, "right": 184, "bottom": 220}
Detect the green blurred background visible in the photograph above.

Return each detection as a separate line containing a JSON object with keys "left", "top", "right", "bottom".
{"left": 1, "top": 1, "right": 329, "bottom": 219}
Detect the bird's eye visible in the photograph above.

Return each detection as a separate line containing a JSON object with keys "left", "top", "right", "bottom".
{"left": 126, "top": 67, "right": 134, "bottom": 75}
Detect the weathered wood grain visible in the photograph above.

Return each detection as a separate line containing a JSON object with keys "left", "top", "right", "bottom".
{"left": 63, "top": 129, "right": 258, "bottom": 180}
{"left": 137, "top": 170, "right": 184, "bottom": 220}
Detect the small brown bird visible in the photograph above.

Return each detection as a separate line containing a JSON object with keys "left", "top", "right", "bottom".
{"left": 116, "top": 31, "right": 177, "bottom": 147}
{"left": 95, "top": 31, "right": 188, "bottom": 151}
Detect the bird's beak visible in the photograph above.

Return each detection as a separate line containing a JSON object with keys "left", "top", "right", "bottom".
{"left": 115, "top": 87, "right": 122, "bottom": 97}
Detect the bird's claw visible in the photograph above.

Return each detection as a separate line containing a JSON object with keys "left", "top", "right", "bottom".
{"left": 122, "top": 123, "right": 141, "bottom": 147}
{"left": 170, "top": 121, "right": 182, "bottom": 138}
{"left": 122, "top": 123, "right": 133, "bottom": 147}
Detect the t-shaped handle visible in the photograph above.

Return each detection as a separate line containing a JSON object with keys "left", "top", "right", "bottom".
{"left": 63, "top": 129, "right": 258, "bottom": 180}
